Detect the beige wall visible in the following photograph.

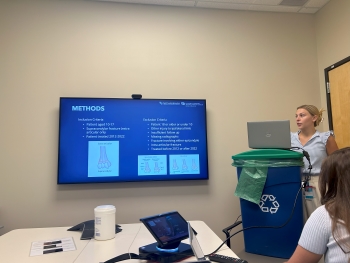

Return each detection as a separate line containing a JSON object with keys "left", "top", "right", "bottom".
{"left": 0, "top": 0, "right": 320, "bottom": 251}
{"left": 315, "top": 0, "right": 350, "bottom": 130}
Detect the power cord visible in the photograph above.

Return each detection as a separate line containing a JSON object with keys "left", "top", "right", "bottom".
{"left": 288, "top": 147, "right": 312, "bottom": 187}
{"left": 103, "top": 253, "right": 141, "bottom": 263}
{"left": 102, "top": 250, "right": 194, "bottom": 262}
{"left": 228, "top": 215, "right": 242, "bottom": 234}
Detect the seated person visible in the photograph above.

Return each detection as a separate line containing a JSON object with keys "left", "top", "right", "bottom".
{"left": 286, "top": 147, "right": 350, "bottom": 263}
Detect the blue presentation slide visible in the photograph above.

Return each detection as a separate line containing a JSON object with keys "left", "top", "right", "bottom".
{"left": 58, "top": 98, "right": 208, "bottom": 183}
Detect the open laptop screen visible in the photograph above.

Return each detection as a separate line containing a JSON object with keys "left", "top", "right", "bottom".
{"left": 247, "top": 120, "right": 291, "bottom": 149}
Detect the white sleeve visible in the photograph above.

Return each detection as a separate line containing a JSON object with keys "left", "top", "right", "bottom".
{"left": 298, "top": 206, "right": 330, "bottom": 255}
{"left": 321, "top": 131, "right": 331, "bottom": 145}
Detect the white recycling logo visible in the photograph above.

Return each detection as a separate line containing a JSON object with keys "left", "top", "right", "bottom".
{"left": 259, "top": 194, "right": 279, "bottom": 214}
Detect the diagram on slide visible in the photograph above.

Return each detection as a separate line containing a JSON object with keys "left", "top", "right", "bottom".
{"left": 98, "top": 146, "right": 111, "bottom": 169}
{"left": 88, "top": 141, "right": 119, "bottom": 177}
{"left": 138, "top": 155, "right": 167, "bottom": 176}
{"left": 169, "top": 154, "right": 200, "bottom": 175}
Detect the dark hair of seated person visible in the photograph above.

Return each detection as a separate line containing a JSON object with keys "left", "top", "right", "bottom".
{"left": 319, "top": 147, "right": 350, "bottom": 255}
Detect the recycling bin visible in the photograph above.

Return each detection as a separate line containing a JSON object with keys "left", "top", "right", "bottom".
{"left": 232, "top": 149, "right": 304, "bottom": 259}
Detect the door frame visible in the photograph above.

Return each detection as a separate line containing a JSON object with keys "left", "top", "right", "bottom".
{"left": 324, "top": 55, "right": 350, "bottom": 131}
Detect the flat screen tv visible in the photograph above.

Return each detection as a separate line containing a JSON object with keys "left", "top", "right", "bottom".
{"left": 57, "top": 97, "right": 209, "bottom": 184}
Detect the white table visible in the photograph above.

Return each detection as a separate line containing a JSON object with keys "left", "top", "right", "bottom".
{"left": 0, "top": 221, "right": 238, "bottom": 263}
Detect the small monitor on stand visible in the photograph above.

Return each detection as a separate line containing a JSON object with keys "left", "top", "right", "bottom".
{"left": 139, "top": 211, "right": 193, "bottom": 263}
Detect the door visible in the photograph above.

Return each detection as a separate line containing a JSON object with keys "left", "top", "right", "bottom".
{"left": 325, "top": 57, "right": 350, "bottom": 149}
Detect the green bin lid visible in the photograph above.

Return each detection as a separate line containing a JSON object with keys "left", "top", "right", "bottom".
{"left": 232, "top": 149, "right": 303, "bottom": 160}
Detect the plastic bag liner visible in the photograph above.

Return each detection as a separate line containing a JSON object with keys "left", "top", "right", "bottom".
{"left": 234, "top": 167, "right": 268, "bottom": 204}
{"left": 232, "top": 158, "right": 304, "bottom": 168}
{"left": 232, "top": 149, "right": 304, "bottom": 204}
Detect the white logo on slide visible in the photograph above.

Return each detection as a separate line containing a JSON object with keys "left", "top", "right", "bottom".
{"left": 259, "top": 194, "right": 280, "bottom": 214}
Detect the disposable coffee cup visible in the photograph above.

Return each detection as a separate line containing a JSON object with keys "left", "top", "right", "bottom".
{"left": 94, "top": 205, "right": 116, "bottom": 241}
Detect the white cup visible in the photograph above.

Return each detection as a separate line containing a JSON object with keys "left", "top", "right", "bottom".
{"left": 94, "top": 205, "right": 116, "bottom": 241}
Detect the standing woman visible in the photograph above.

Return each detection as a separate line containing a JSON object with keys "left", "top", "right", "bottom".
{"left": 291, "top": 105, "right": 338, "bottom": 218}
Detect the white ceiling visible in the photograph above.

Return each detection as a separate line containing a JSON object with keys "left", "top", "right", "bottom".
{"left": 97, "top": 0, "right": 330, "bottom": 14}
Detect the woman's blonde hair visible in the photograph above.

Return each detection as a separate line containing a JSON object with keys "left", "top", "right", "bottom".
{"left": 297, "top": 105, "right": 325, "bottom": 127}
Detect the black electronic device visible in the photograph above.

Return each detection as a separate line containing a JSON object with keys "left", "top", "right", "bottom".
{"left": 140, "top": 211, "right": 189, "bottom": 249}
{"left": 139, "top": 242, "right": 193, "bottom": 263}
{"left": 131, "top": 94, "right": 142, "bottom": 99}
{"left": 139, "top": 211, "right": 193, "bottom": 263}
{"left": 67, "top": 220, "right": 122, "bottom": 240}
{"left": 208, "top": 254, "right": 248, "bottom": 263}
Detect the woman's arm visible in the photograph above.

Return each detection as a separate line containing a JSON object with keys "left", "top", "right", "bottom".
{"left": 326, "top": 135, "right": 339, "bottom": 155}
{"left": 286, "top": 207, "right": 329, "bottom": 263}
{"left": 285, "top": 245, "right": 323, "bottom": 263}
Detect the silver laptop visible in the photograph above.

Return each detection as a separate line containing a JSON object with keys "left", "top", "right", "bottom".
{"left": 247, "top": 120, "right": 291, "bottom": 149}
{"left": 188, "top": 222, "right": 208, "bottom": 261}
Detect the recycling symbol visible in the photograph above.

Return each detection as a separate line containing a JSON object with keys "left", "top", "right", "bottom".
{"left": 259, "top": 194, "right": 279, "bottom": 214}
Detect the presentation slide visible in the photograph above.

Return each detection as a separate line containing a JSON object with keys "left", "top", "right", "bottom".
{"left": 58, "top": 98, "right": 208, "bottom": 184}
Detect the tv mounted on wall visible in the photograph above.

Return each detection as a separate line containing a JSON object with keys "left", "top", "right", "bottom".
{"left": 57, "top": 97, "right": 209, "bottom": 184}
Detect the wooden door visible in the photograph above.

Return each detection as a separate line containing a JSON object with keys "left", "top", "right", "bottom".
{"left": 328, "top": 61, "right": 350, "bottom": 149}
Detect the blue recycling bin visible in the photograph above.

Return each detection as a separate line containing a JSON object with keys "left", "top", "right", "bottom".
{"left": 232, "top": 149, "right": 304, "bottom": 259}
